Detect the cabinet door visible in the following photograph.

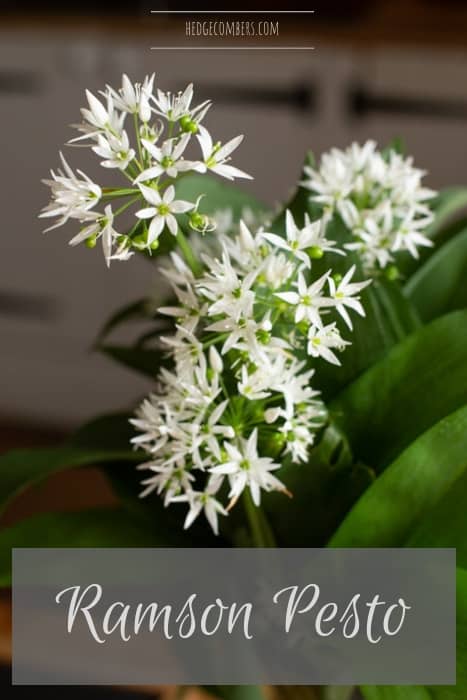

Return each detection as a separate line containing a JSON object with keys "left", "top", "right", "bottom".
{"left": 0, "top": 32, "right": 154, "bottom": 427}
{"left": 349, "top": 48, "right": 467, "bottom": 188}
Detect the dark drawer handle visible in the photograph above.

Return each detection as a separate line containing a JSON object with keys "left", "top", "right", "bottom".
{"left": 0, "top": 70, "right": 44, "bottom": 95}
{"left": 0, "top": 290, "right": 59, "bottom": 321}
{"left": 349, "top": 85, "right": 467, "bottom": 120}
{"left": 194, "top": 82, "right": 315, "bottom": 112}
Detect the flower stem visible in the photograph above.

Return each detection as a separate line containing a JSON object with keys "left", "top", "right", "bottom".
{"left": 114, "top": 195, "right": 141, "bottom": 217}
{"left": 176, "top": 227, "right": 202, "bottom": 277}
{"left": 102, "top": 188, "right": 139, "bottom": 198}
{"left": 242, "top": 490, "right": 276, "bottom": 548}
{"left": 133, "top": 113, "right": 144, "bottom": 170}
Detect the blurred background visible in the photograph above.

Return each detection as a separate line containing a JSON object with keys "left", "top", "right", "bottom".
{"left": 2, "top": 0, "right": 467, "bottom": 432}
{"left": 0, "top": 0, "right": 467, "bottom": 692}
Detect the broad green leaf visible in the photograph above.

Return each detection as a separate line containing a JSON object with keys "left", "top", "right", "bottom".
{"left": 94, "top": 298, "right": 150, "bottom": 345}
{"left": 329, "top": 404, "right": 467, "bottom": 548}
{"left": 71, "top": 412, "right": 135, "bottom": 452}
{"left": 0, "top": 508, "right": 167, "bottom": 587}
{"left": 314, "top": 278, "right": 421, "bottom": 401}
{"left": 269, "top": 152, "right": 316, "bottom": 233}
{"left": 204, "top": 686, "right": 264, "bottom": 700}
{"left": 427, "top": 187, "right": 467, "bottom": 238}
{"left": 98, "top": 343, "right": 170, "bottom": 378}
{"left": 381, "top": 137, "right": 405, "bottom": 158}
{"left": 407, "top": 468, "right": 467, "bottom": 567}
{"left": 361, "top": 687, "right": 431, "bottom": 700}
{"left": 175, "top": 174, "right": 268, "bottom": 220}
{"left": 263, "top": 423, "right": 374, "bottom": 546}
{"left": 0, "top": 444, "right": 139, "bottom": 516}
{"left": 404, "top": 227, "right": 467, "bottom": 322}
{"left": 71, "top": 414, "right": 223, "bottom": 545}
{"left": 322, "top": 686, "right": 355, "bottom": 700}
{"left": 427, "top": 567, "right": 467, "bottom": 699}
{"left": 331, "top": 310, "right": 467, "bottom": 469}
{"left": 360, "top": 571, "right": 467, "bottom": 700}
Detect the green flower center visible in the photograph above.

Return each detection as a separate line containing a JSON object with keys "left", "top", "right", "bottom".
{"left": 161, "top": 155, "right": 174, "bottom": 168}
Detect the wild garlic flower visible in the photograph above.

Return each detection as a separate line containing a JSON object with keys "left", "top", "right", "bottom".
{"left": 40, "top": 75, "right": 251, "bottom": 266}
{"left": 301, "top": 141, "right": 437, "bottom": 273}
{"left": 132, "top": 213, "right": 370, "bottom": 535}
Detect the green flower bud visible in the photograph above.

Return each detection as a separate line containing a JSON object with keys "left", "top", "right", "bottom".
{"left": 308, "top": 245, "right": 324, "bottom": 260}
{"left": 179, "top": 115, "right": 198, "bottom": 134}
{"left": 268, "top": 432, "right": 286, "bottom": 456}
{"left": 256, "top": 329, "right": 271, "bottom": 345}
{"left": 332, "top": 272, "right": 343, "bottom": 284}
{"left": 85, "top": 234, "right": 97, "bottom": 249}
{"left": 385, "top": 265, "right": 400, "bottom": 281}
{"left": 132, "top": 232, "right": 148, "bottom": 249}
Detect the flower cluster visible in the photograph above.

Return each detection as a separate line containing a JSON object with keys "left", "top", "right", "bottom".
{"left": 301, "top": 141, "right": 436, "bottom": 272}
{"left": 132, "top": 212, "right": 370, "bottom": 535}
{"left": 39, "top": 75, "right": 251, "bottom": 266}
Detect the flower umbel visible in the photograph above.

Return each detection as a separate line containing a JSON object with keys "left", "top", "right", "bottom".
{"left": 132, "top": 212, "right": 370, "bottom": 534}
{"left": 301, "top": 141, "right": 436, "bottom": 273}
{"left": 40, "top": 75, "right": 252, "bottom": 263}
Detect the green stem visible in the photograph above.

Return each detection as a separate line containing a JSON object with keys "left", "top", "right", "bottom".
{"left": 242, "top": 490, "right": 276, "bottom": 548}
{"left": 114, "top": 195, "right": 141, "bottom": 217}
{"left": 102, "top": 188, "right": 139, "bottom": 198}
{"left": 176, "top": 227, "right": 202, "bottom": 276}
{"left": 133, "top": 113, "right": 144, "bottom": 170}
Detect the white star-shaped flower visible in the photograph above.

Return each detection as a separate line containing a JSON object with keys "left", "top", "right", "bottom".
{"left": 327, "top": 265, "right": 371, "bottom": 329}
{"left": 210, "top": 429, "right": 285, "bottom": 507}
{"left": 136, "top": 184, "right": 194, "bottom": 242}
{"left": 262, "top": 210, "right": 336, "bottom": 269}
{"left": 68, "top": 204, "right": 117, "bottom": 267}
{"left": 196, "top": 125, "right": 252, "bottom": 180}
{"left": 307, "top": 322, "right": 349, "bottom": 365}
{"left": 276, "top": 270, "right": 330, "bottom": 326}
{"left": 136, "top": 134, "right": 194, "bottom": 182}
{"left": 172, "top": 476, "right": 227, "bottom": 535}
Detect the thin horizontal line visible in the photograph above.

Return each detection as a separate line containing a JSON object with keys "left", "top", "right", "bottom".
{"left": 150, "top": 10, "right": 315, "bottom": 13}
{"left": 150, "top": 46, "right": 315, "bottom": 50}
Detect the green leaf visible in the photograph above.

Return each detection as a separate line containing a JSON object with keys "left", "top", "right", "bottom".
{"left": 98, "top": 343, "right": 170, "bottom": 378}
{"left": 0, "top": 444, "right": 139, "bottom": 517}
{"left": 381, "top": 137, "right": 405, "bottom": 158}
{"left": 361, "top": 570, "right": 467, "bottom": 700}
{"left": 428, "top": 187, "right": 467, "bottom": 238}
{"left": 331, "top": 310, "right": 467, "bottom": 469}
{"left": 427, "top": 567, "right": 467, "bottom": 699}
{"left": 94, "top": 298, "right": 150, "bottom": 345}
{"left": 263, "top": 423, "right": 374, "bottom": 546}
{"left": 361, "top": 687, "right": 431, "bottom": 700}
{"left": 0, "top": 508, "right": 167, "bottom": 587}
{"left": 314, "top": 277, "right": 421, "bottom": 401}
{"left": 407, "top": 468, "right": 467, "bottom": 567}
{"left": 203, "top": 686, "right": 264, "bottom": 700}
{"left": 329, "top": 404, "right": 467, "bottom": 547}
{"left": 269, "top": 152, "right": 318, "bottom": 233}
{"left": 404, "top": 227, "right": 467, "bottom": 322}
{"left": 71, "top": 412, "right": 135, "bottom": 452}
{"left": 70, "top": 414, "right": 223, "bottom": 545}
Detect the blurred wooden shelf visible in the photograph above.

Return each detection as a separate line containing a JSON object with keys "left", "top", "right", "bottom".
{"left": 2, "top": 1, "right": 467, "bottom": 48}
